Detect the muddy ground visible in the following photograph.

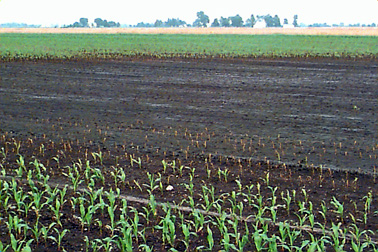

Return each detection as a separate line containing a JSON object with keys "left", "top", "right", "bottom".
{"left": 0, "top": 58, "right": 377, "bottom": 251}
{"left": 1, "top": 58, "right": 377, "bottom": 174}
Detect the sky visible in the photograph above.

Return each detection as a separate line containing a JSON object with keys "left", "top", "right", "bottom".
{"left": 0, "top": 0, "right": 377, "bottom": 27}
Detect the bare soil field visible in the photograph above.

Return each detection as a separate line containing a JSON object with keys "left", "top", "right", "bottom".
{"left": 0, "top": 58, "right": 377, "bottom": 251}
{"left": 1, "top": 27, "right": 378, "bottom": 35}
{"left": 1, "top": 58, "right": 377, "bottom": 174}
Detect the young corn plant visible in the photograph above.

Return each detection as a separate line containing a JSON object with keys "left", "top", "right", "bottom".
{"left": 363, "top": 191, "right": 373, "bottom": 226}
{"left": 13, "top": 140, "right": 21, "bottom": 155}
{"left": 218, "top": 168, "right": 230, "bottom": 182}
{"left": 349, "top": 223, "right": 373, "bottom": 252}
{"left": 10, "top": 233, "right": 33, "bottom": 252}
{"left": 106, "top": 203, "right": 117, "bottom": 236}
{"left": 40, "top": 222, "right": 56, "bottom": 247}
{"left": 130, "top": 155, "right": 142, "bottom": 168}
{"left": 181, "top": 222, "right": 197, "bottom": 250}
{"left": 0, "top": 240, "right": 10, "bottom": 252}
{"left": 190, "top": 209, "right": 206, "bottom": 233}
{"left": 116, "top": 226, "right": 133, "bottom": 252}
{"left": 162, "top": 160, "right": 168, "bottom": 173}
{"left": 330, "top": 222, "right": 346, "bottom": 252}
{"left": 92, "top": 151, "right": 104, "bottom": 166}
{"left": 110, "top": 166, "right": 121, "bottom": 188}
{"left": 330, "top": 197, "right": 344, "bottom": 223}
{"left": 222, "top": 226, "right": 237, "bottom": 252}
{"left": 200, "top": 185, "right": 215, "bottom": 211}
{"left": 252, "top": 229, "right": 269, "bottom": 252}
{"left": 143, "top": 172, "right": 160, "bottom": 195}
{"left": 30, "top": 221, "right": 43, "bottom": 246}
{"left": 49, "top": 228, "right": 69, "bottom": 251}
{"left": 95, "top": 236, "right": 116, "bottom": 252}
{"left": 129, "top": 207, "right": 141, "bottom": 244}
{"left": 30, "top": 188, "right": 51, "bottom": 220}
{"left": 30, "top": 158, "right": 47, "bottom": 181}
{"left": 6, "top": 215, "right": 29, "bottom": 240}
{"left": 63, "top": 165, "right": 83, "bottom": 192}
{"left": 281, "top": 190, "right": 292, "bottom": 216}
{"left": 206, "top": 224, "right": 214, "bottom": 251}
{"left": 155, "top": 204, "right": 176, "bottom": 247}
{"left": 79, "top": 202, "right": 97, "bottom": 232}
{"left": 50, "top": 198, "right": 63, "bottom": 228}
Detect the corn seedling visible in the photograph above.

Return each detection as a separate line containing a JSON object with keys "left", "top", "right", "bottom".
{"left": 10, "top": 233, "right": 33, "bottom": 252}
{"left": 130, "top": 155, "right": 142, "bottom": 168}
{"left": 206, "top": 224, "right": 214, "bottom": 250}
{"left": 281, "top": 190, "right": 292, "bottom": 215}
{"left": 117, "top": 226, "right": 133, "bottom": 252}
{"left": 50, "top": 198, "right": 63, "bottom": 228}
{"left": 181, "top": 222, "right": 197, "bottom": 249}
{"left": 144, "top": 172, "right": 160, "bottom": 194}
{"left": 330, "top": 197, "right": 344, "bottom": 223}
{"left": 218, "top": 168, "right": 230, "bottom": 182}
{"left": 155, "top": 204, "right": 176, "bottom": 246}
{"left": 49, "top": 228, "right": 69, "bottom": 251}
{"left": 330, "top": 222, "right": 346, "bottom": 252}
{"left": 349, "top": 223, "right": 373, "bottom": 252}
{"left": 92, "top": 151, "right": 104, "bottom": 166}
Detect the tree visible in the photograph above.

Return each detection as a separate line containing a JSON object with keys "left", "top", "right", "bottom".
{"left": 293, "top": 15, "right": 298, "bottom": 27}
{"left": 263, "top": 15, "right": 273, "bottom": 27}
{"left": 108, "top": 21, "right": 119, "bottom": 27}
{"left": 273, "top": 15, "right": 281, "bottom": 27}
{"left": 246, "top": 14, "right": 256, "bottom": 27}
{"left": 94, "top": 18, "right": 103, "bottom": 28}
{"left": 230, "top": 15, "right": 243, "bottom": 27}
{"left": 102, "top": 20, "right": 110, "bottom": 27}
{"left": 211, "top": 18, "right": 220, "bottom": 27}
{"left": 79, "top": 18, "right": 89, "bottom": 27}
{"left": 193, "top": 11, "right": 209, "bottom": 27}
{"left": 72, "top": 22, "right": 81, "bottom": 28}
{"left": 154, "top": 20, "right": 163, "bottom": 27}
{"left": 165, "top": 18, "right": 186, "bottom": 27}
{"left": 137, "top": 22, "right": 153, "bottom": 27}
{"left": 220, "top": 17, "right": 230, "bottom": 27}
{"left": 263, "top": 14, "right": 281, "bottom": 27}
{"left": 284, "top": 18, "right": 288, "bottom": 25}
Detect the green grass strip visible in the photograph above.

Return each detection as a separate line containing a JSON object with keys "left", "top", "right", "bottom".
{"left": 1, "top": 33, "right": 378, "bottom": 60}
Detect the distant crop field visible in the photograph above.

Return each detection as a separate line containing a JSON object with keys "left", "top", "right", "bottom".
{"left": 1, "top": 28, "right": 378, "bottom": 61}
{"left": 1, "top": 27, "right": 378, "bottom": 35}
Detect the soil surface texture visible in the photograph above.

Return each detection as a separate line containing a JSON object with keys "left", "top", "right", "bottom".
{"left": 1, "top": 58, "right": 377, "bottom": 174}
{"left": 0, "top": 58, "right": 377, "bottom": 251}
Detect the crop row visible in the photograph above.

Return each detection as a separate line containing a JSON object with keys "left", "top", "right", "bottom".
{"left": 0, "top": 134, "right": 377, "bottom": 251}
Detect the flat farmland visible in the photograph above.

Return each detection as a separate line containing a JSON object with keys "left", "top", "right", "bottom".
{"left": 1, "top": 58, "right": 377, "bottom": 174}
{"left": 0, "top": 32, "right": 377, "bottom": 251}
{"left": 1, "top": 27, "right": 378, "bottom": 35}
{"left": 1, "top": 31, "right": 378, "bottom": 61}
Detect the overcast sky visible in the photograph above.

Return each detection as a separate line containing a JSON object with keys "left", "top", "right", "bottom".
{"left": 0, "top": 0, "right": 377, "bottom": 26}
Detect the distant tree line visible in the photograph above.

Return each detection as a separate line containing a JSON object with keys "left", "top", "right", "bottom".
{"left": 59, "top": 13, "right": 376, "bottom": 29}
{"left": 64, "top": 18, "right": 120, "bottom": 28}
{"left": 0, "top": 23, "right": 41, "bottom": 28}
{"left": 137, "top": 18, "right": 187, "bottom": 28}
{"left": 134, "top": 12, "right": 298, "bottom": 28}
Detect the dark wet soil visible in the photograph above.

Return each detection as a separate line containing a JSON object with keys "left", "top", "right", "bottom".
{"left": 0, "top": 58, "right": 377, "bottom": 251}
{"left": 1, "top": 58, "right": 377, "bottom": 173}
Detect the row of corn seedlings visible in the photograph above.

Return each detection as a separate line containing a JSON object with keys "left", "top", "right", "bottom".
{"left": 0, "top": 146, "right": 377, "bottom": 251}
